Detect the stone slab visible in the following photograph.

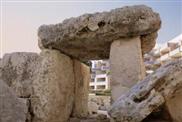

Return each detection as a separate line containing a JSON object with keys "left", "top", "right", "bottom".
{"left": 0, "top": 80, "right": 27, "bottom": 122}
{"left": 72, "top": 60, "right": 91, "bottom": 118}
{"left": 38, "top": 5, "right": 161, "bottom": 62}
{"left": 110, "top": 37, "right": 146, "bottom": 102}
{"left": 0, "top": 50, "right": 75, "bottom": 122}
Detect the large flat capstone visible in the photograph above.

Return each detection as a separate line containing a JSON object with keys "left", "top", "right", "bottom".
{"left": 38, "top": 5, "right": 161, "bottom": 62}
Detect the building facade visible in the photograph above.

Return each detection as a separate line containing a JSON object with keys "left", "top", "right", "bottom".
{"left": 90, "top": 60, "right": 110, "bottom": 91}
{"left": 144, "top": 34, "right": 182, "bottom": 74}
{"left": 89, "top": 34, "right": 182, "bottom": 90}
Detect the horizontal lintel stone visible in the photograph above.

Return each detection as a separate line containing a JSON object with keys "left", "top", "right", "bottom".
{"left": 38, "top": 5, "right": 161, "bottom": 62}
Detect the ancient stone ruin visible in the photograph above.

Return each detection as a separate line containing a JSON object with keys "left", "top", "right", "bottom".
{"left": 0, "top": 5, "right": 182, "bottom": 122}
{"left": 109, "top": 59, "right": 182, "bottom": 122}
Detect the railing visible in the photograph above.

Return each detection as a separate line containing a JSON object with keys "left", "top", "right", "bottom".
{"left": 90, "top": 82, "right": 107, "bottom": 86}
{"left": 96, "top": 74, "right": 107, "bottom": 78}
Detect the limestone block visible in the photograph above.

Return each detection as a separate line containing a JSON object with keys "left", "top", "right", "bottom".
{"left": 32, "top": 49, "right": 75, "bottom": 122}
{"left": 0, "top": 52, "right": 39, "bottom": 98}
{"left": 0, "top": 80, "right": 27, "bottom": 122}
{"left": 110, "top": 37, "right": 146, "bottom": 102}
{"left": 166, "top": 89, "right": 182, "bottom": 122}
{"left": 108, "top": 59, "right": 182, "bottom": 122}
{"left": 38, "top": 5, "right": 161, "bottom": 62}
{"left": 72, "top": 60, "right": 90, "bottom": 118}
{"left": 0, "top": 50, "right": 75, "bottom": 122}
{"left": 88, "top": 100, "right": 99, "bottom": 115}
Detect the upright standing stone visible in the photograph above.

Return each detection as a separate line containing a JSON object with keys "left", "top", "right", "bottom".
{"left": 72, "top": 60, "right": 90, "bottom": 118}
{"left": 32, "top": 50, "right": 75, "bottom": 122}
{"left": 110, "top": 37, "right": 146, "bottom": 102}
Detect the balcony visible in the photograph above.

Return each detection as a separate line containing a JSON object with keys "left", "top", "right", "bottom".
{"left": 90, "top": 81, "right": 107, "bottom": 86}
{"left": 92, "top": 67, "right": 101, "bottom": 71}
{"left": 101, "top": 66, "right": 110, "bottom": 70}
{"left": 169, "top": 47, "right": 182, "bottom": 58}
{"left": 160, "top": 53, "right": 170, "bottom": 61}
{"left": 96, "top": 74, "right": 107, "bottom": 78}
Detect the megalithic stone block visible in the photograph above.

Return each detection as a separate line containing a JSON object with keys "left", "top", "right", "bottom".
{"left": 38, "top": 5, "right": 161, "bottom": 62}
{"left": 108, "top": 59, "right": 182, "bottom": 122}
{"left": 72, "top": 60, "right": 91, "bottom": 118}
{"left": 32, "top": 50, "right": 75, "bottom": 122}
{"left": 110, "top": 37, "right": 146, "bottom": 102}
{"left": 0, "top": 80, "right": 28, "bottom": 122}
{"left": 166, "top": 88, "right": 182, "bottom": 122}
{"left": 0, "top": 50, "right": 75, "bottom": 122}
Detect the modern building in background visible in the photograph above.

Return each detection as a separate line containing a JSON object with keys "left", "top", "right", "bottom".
{"left": 144, "top": 34, "right": 182, "bottom": 74}
{"left": 158, "top": 34, "right": 182, "bottom": 62}
{"left": 90, "top": 60, "right": 110, "bottom": 91}
{"left": 89, "top": 34, "right": 182, "bottom": 90}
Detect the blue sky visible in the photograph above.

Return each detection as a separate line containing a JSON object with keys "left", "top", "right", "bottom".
{"left": 0, "top": 0, "right": 182, "bottom": 56}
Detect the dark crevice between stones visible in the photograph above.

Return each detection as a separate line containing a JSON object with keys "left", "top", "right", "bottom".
{"left": 77, "top": 26, "right": 91, "bottom": 35}
{"left": 142, "top": 105, "right": 172, "bottom": 122}
{"left": 19, "top": 94, "right": 31, "bottom": 99}
{"left": 133, "top": 91, "right": 150, "bottom": 103}
{"left": 25, "top": 96, "right": 34, "bottom": 122}
{"left": 98, "top": 21, "right": 106, "bottom": 27}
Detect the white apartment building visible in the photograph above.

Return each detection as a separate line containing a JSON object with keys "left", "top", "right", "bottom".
{"left": 89, "top": 34, "right": 182, "bottom": 90}
{"left": 90, "top": 60, "right": 110, "bottom": 91}
{"left": 150, "top": 34, "right": 182, "bottom": 63}
{"left": 144, "top": 34, "right": 182, "bottom": 73}
{"left": 158, "top": 34, "right": 182, "bottom": 62}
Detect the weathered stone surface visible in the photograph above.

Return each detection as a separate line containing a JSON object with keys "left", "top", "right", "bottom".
{"left": 110, "top": 37, "right": 146, "bottom": 102}
{"left": 166, "top": 89, "right": 182, "bottom": 122}
{"left": 108, "top": 59, "right": 182, "bottom": 122}
{"left": 88, "top": 95, "right": 111, "bottom": 112}
{"left": 0, "top": 52, "right": 39, "bottom": 97}
{"left": 0, "top": 80, "right": 27, "bottom": 122}
{"left": 141, "top": 32, "right": 158, "bottom": 54}
{"left": 38, "top": 5, "right": 161, "bottom": 62}
{"left": 32, "top": 50, "right": 75, "bottom": 122}
{"left": 0, "top": 50, "right": 75, "bottom": 122}
{"left": 72, "top": 60, "right": 90, "bottom": 118}
{"left": 69, "top": 116, "right": 110, "bottom": 122}
{"left": 88, "top": 100, "right": 99, "bottom": 115}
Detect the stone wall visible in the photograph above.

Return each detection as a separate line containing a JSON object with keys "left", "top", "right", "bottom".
{"left": 0, "top": 50, "right": 90, "bottom": 122}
